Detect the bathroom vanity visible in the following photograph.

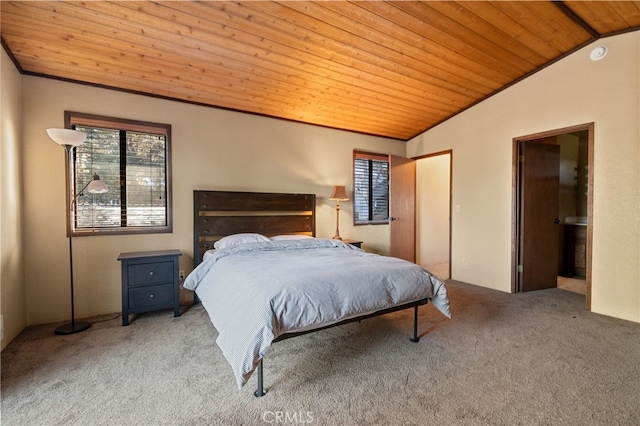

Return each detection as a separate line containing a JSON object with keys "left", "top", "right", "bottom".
{"left": 562, "top": 220, "right": 587, "bottom": 278}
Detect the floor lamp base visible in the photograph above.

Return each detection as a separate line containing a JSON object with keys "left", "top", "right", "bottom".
{"left": 54, "top": 321, "right": 91, "bottom": 335}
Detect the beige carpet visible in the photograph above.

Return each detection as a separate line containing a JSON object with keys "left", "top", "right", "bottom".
{"left": 2, "top": 280, "right": 640, "bottom": 425}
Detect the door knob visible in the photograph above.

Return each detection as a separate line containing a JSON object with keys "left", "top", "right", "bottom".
{"left": 553, "top": 218, "right": 561, "bottom": 224}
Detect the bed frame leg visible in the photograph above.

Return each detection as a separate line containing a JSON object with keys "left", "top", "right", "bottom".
{"left": 410, "top": 306, "right": 420, "bottom": 342}
{"left": 254, "top": 359, "right": 266, "bottom": 397}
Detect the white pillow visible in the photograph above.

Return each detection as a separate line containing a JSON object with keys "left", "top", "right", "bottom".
{"left": 203, "top": 249, "right": 216, "bottom": 260}
{"left": 270, "top": 235, "right": 315, "bottom": 241}
{"left": 214, "top": 233, "right": 270, "bottom": 249}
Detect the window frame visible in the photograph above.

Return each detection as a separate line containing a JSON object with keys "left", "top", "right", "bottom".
{"left": 353, "top": 150, "right": 390, "bottom": 226}
{"left": 64, "top": 111, "right": 173, "bottom": 237}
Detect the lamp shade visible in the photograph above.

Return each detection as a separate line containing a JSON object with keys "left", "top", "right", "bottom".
{"left": 46, "top": 128, "right": 87, "bottom": 147}
{"left": 330, "top": 185, "right": 349, "bottom": 201}
{"left": 86, "top": 174, "right": 108, "bottom": 194}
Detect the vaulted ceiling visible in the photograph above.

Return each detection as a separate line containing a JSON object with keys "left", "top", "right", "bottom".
{"left": 3, "top": 1, "right": 640, "bottom": 140}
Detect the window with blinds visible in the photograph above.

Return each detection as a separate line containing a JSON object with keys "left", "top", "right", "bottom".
{"left": 66, "top": 112, "right": 172, "bottom": 236}
{"left": 353, "top": 151, "right": 389, "bottom": 225}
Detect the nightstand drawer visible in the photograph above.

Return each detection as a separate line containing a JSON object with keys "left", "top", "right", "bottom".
{"left": 127, "top": 261, "right": 174, "bottom": 286}
{"left": 129, "top": 284, "right": 174, "bottom": 310}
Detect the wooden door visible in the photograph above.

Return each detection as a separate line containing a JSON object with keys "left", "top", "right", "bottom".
{"left": 389, "top": 155, "right": 416, "bottom": 262}
{"left": 519, "top": 142, "right": 560, "bottom": 291}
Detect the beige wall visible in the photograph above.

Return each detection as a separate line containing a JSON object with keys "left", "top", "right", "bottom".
{"left": 20, "top": 76, "right": 404, "bottom": 325}
{"left": 1, "top": 49, "right": 26, "bottom": 349}
{"left": 408, "top": 32, "right": 640, "bottom": 323}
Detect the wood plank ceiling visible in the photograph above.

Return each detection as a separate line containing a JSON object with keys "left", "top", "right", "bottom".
{"left": 2, "top": 1, "right": 640, "bottom": 140}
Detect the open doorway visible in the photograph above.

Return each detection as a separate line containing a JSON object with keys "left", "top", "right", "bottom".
{"left": 512, "top": 123, "right": 593, "bottom": 310}
{"left": 415, "top": 151, "right": 452, "bottom": 281}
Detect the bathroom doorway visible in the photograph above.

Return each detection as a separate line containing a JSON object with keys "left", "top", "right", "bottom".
{"left": 513, "top": 123, "right": 593, "bottom": 309}
{"left": 416, "top": 150, "right": 452, "bottom": 281}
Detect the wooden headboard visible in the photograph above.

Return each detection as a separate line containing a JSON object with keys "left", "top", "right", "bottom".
{"left": 193, "top": 190, "right": 316, "bottom": 267}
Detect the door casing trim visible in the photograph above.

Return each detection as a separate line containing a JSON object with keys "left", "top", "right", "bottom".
{"left": 511, "top": 123, "right": 594, "bottom": 310}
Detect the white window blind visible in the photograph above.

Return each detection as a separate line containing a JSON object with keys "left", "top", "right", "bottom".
{"left": 125, "top": 131, "right": 167, "bottom": 227}
{"left": 354, "top": 151, "right": 389, "bottom": 224}
{"left": 74, "top": 127, "right": 120, "bottom": 229}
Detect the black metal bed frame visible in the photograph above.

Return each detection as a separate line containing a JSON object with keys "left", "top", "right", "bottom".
{"left": 254, "top": 300, "right": 428, "bottom": 397}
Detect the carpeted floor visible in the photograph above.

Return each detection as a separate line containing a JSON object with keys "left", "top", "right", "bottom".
{"left": 2, "top": 280, "right": 639, "bottom": 425}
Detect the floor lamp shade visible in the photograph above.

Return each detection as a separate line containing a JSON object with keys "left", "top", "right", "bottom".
{"left": 46, "top": 128, "right": 86, "bottom": 147}
{"left": 86, "top": 175, "right": 108, "bottom": 194}
{"left": 330, "top": 185, "right": 349, "bottom": 240}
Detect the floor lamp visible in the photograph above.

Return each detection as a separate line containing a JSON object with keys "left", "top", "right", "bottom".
{"left": 47, "top": 128, "right": 108, "bottom": 335}
{"left": 330, "top": 185, "right": 349, "bottom": 240}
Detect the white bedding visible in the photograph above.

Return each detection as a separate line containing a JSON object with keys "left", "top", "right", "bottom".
{"left": 184, "top": 238, "right": 450, "bottom": 388}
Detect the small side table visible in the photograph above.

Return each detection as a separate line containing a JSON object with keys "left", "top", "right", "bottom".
{"left": 341, "top": 239, "right": 363, "bottom": 249}
{"left": 118, "top": 249, "right": 182, "bottom": 326}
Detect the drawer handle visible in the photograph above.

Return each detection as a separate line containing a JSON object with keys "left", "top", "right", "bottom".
{"left": 149, "top": 293, "right": 155, "bottom": 298}
{"left": 149, "top": 271, "right": 155, "bottom": 276}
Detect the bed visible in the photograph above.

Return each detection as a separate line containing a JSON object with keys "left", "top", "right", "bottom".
{"left": 185, "top": 190, "right": 451, "bottom": 396}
